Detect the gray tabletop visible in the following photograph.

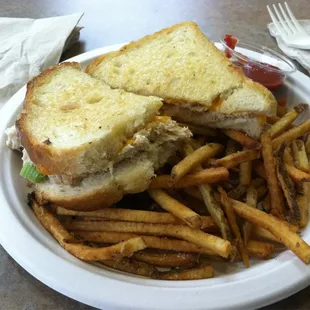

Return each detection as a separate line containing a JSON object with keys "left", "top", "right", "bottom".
{"left": 1, "top": 0, "right": 310, "bottom": 309}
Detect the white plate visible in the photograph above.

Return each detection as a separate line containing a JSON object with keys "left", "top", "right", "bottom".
{"left": 1, "top": 43, "right": 310, "bottom": 310}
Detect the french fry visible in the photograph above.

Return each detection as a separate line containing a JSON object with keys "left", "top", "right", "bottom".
{"left": 31, "top": 200, "right": 147, "bottom": 261}
{"left": 152, "top": 264, "right": 214, "bottom": 280}
{"left": 262, "top": 194, "right": 271, "bottom": 212}
{"left": 297, "top": 194, "right": 309, "bottom": 228}
{"left": 178, "top": 123, "right": 218, "bottom": 136}
{"left": 267, "top": 115, "right": 281, "bottom": 125}
{"left": 252, "top": 160, "right": 267, "bottom": 179}
{"left": 225, "top": 139, "right": 239, "bottom": 156}
{"left": 276, "top": 148, "right": 300, "bottom": 222}
{"left": 253, "top": 226, "right": 281, "bottom": 243}
{"left": 134, "top": 251, "right": 198, "bottom": 267}
{"left": 211, "top": 150, "right": 260, "bottom": 169}
{"left": 261, "top": 133, "right": 284, "bottom": 218}
{"left": 272, "top": 120, "right": 310, "bottom": 149}
{"left": 229, "top": 198, "right": 310, "bottom": 264}
{"left": 183, "top": 187, "right": 203, "bottom": 201}
{"left": 72, "top": 231, "right": 217, "bottom": 256}
{"left": 171, "top": 143, "right": 223, "bottom": 183}
{"left": 196, "top": 136, "right": 208, "bottom": 147}
{"left": 283, "top": 144, "right": 295, "bottom": 166}
{"left": 219, "top": 188, "right": 250, "bottom": 267}
{"left": 228, "top": 184, "right": 247, "bottom": 200}
{"left": 100, "top": 258, "right": 157, "bottom": 277}
{"left": 292, "top": 140, "right": 309, "bottom": 173}
{"left": 243, "top": 187, "right": 258, "bottom": 244}
{"left": 222, "top": 129, "right": 261, "bottom": 150}
{"left": 56, "top": 206, "right": 215, "bottom": 230}
{"left": 66, "top": 220, "right": 232, "bottom": 258}
{"left": 253, "top": 221, "right": 299, "bottom": 243}
{"left": 246, "top": 240, "right": 275, "bottom": 259}
{"left": 199, "top": 184, "right": 231, "bottom": 241}
{"left": 277, "top": 97, "right": 288, "bottom": 117}
{"left": 305, "top": 134, "right": 310, "bottom": 159}
{"left": 240, "top": 160, "right": 252, "bottom": 186}
{"left": 148, "top": 189, "right": 201, "bottom": 229}
{"left": 250, "top": 177, "right": 265, "bottom": 188}
{"left": 256, "top": 185, "right": 268, "bottom": 201}
{"left": 285, "top": 164, "right": 310, "bottom": 182}
{"left": 267, "top": 104, "right": 307, "bottom": 139}
{"left": 149, "top": 167, "right": 229, "bottom": 189}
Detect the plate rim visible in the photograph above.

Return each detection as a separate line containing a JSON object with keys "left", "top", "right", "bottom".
{"left": 0, "top": 42, "right": 310, "bottom": 310}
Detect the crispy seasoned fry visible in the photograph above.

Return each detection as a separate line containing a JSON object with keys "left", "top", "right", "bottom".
{"left": 253, "top": 226, "right": 280, "bottom": 243}
{"left": 297, "top": 194, "right": 309, "bottom": 228}
{"left": 285, "top": 164, "right": 310, "bottom": 182}
{"left": 153, "top": 264, "right": 214, "bottom": 280}
{"left": 66, "top": 220, "right": 232, "bottom": 258}
{"left": 240, "top": 160, "right": 252, "bottom": 186}
{"left": 277, "top": 97, "right": 288, "bottom": 117}
{"left": 246, "top": 240, "right": 275, "bottom": 259}
{"left": 267, "top": 104, "right": 307, "bottom": 139}
{"left": 267, "top": 115, "right": 281, "bottom": 124}
{"left": 292, "top": 140, "right": 309, "bottom": 172}
{"left": 305, "top": 134, "right": 310, "bottom": 159}
{"left": 100, "top": 258, "right": 157, "bottom": 277}
{"left": 250, "top": 177, "right": 265, "bottom": 188}
{"left": 57, "top": 206, "right": 215, "bottom": 230}
{"left": 199, "top": 184, "right": 231, "bottom": 240}
{"left": 256, "top": 185, "right": 268, "bottom": 201}
{"left": 252, "top": 160, "right": 267, "bottom": 179}
{"left": 31, "top": 200, "right": 147, "bottom": 261}
{"left": 211, "top": 150, "right": 260, "bottom": 169}
{"left": 222, "top": 129, "right": 261, "bottom": 150}
{"left": 283, "top": 144, "right": 295, "bottom": 166}
{"left": 272, "top": 120, "right": 310, "bottom": 149}
{"left": 183, "top": 187, "right": 203, "bottom": 201}
{"left": 134, "top": 251, "right": 198, "bottom": 267}
{"left": 229, "top": 198, "right": 310, "bottom": 263}
{"left": 276, "top": 147, "right": 300, "bottom": 221}
{"left": 228, "top": 184, "right": 247, "bottom": 200}
{"left": 243, "top": 187, "right": 258, "bottom": 244}
{"left": 150, "top": 167, "right": 229, "bottom": 189}
{"left": 171, "top": 143, "right": 223, "bottom": 183}
{"left": 262, "top": 194, "right": 271, "bottom": 212}
{"left": 253, "top": 222, "right": 299, "bottom": 243}
{"left": 219, "top": 188, "right": 250, "bottom": 267}
{"left": 148, "top": 189, "right": 201, "bottom": 229}
{"left": 225, "top": 139, "right": 239, "bottom": 156}
{"left": 72, "top": 231, "right": 217, "bottom": 256}
{"left": 178, "top": 123, "right": 218, "bottom": 136}
{"left": 261, "top": 133, "right": 284, "bottom": 218}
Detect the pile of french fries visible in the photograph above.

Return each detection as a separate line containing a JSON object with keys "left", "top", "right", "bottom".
{"left": 31, "top": 100, "right": 310, "bottom": 280}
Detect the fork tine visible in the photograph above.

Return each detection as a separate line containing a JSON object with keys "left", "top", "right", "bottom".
{"left": 273, "top": 4, "right": 292, "bottom": 35}
{"left": 267, "top": 5, "right": 287, "bottom": 39}
{"left": 278, "top": 3, "right": 297, "bottom": 33}
{"left": 284, "top": 2, "right": 306, "bottom": 33}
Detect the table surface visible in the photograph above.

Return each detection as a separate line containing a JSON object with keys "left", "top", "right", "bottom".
{"left": 1, "top": 0, "right": 310, "bottom": 309}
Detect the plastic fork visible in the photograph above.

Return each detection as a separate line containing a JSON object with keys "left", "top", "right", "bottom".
{"left": 267, "top": 2, "right": 310, "bottom": 49}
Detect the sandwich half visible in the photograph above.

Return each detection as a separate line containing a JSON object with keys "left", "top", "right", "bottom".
{"left": 86, "top": 22, "right": 277, "bottom": 138}
{"left": 12, "top": 62, "right": 191, "bottom": 210}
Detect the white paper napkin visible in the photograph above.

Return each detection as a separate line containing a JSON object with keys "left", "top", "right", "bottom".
{"left": 268, "top": 20, "right": 310, "bottom": 73}
{"left": 0, "top": 13, "right": 83, "bottom": 109}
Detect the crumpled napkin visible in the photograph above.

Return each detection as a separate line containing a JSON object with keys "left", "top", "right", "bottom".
{"left": 0, "top": 13, "right": 83, "bottom": 109}
{"left": 268, "top": 20, "right": 310, "bottom": 73}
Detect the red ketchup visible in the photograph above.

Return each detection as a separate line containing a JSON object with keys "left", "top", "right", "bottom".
{"left": 223, "top": 34, "right": 285, "bottom": 90}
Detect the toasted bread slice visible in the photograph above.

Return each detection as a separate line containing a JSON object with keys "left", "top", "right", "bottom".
{"left": 17, "top": 62, "right": 162, "bottom": 176}
{"left": 86, "top": 22, "right": 277, "bottom": 116}
{"left": 161, "top": 104, "right": 263, "bottom": 138}
{"left": 34, "top": 124, "right": 186, "bottom": 210}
